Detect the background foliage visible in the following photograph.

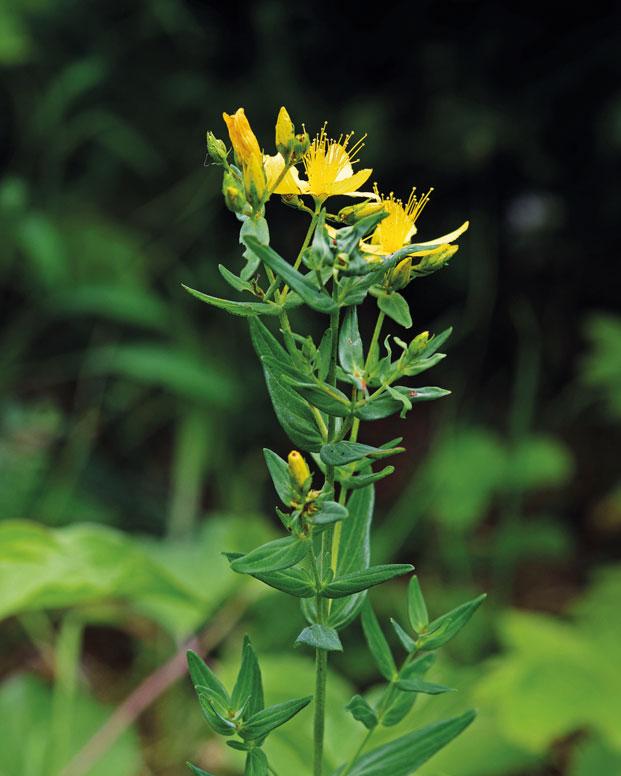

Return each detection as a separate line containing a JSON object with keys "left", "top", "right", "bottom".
{"left": 1, "top": 1, "right": 620, "bottom": 774}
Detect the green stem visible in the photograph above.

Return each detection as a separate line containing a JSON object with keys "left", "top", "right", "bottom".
{"left": 313, "top": 646, "right": 328, "bottom": 776}
{"left": 264, "top": 206, "right": 321, "bottom": 302}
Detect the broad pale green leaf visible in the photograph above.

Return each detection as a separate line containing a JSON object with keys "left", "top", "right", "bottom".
{"left": 408, "top": 576, "right": 429, "bottom": 632}
{"left": 182, "top": 284, "right": 283, "bottom": 317}
{"left": 335, "top": 711, "right": 476, "bottom": 775}
{"left": 323, "top": 564, "right": 413, "bottom": 598}
{"left": 263, "top": 448, "right": 294, "bottom": 505}
{"left": 244, "top": 236, "right": 337, "bottom": 313}
{"left": 339, "top": 307, "right": 364, "bottom": 374}
{"left": 355, "top": 386, "right": 450, "bottom": 421}
{"left": 320, "top": 440, "right": 405, "bottom": 466}
{"left": 417, "top": 594, "right": 486, "bottom": 651}
{"left": 240, "top": 695, "right": 312, "bottom": 741}
{"left": 377, "top": 292, "right": 412, "bottom": 328}
{"left": 346, "top": 695, "right": 378, "bottom": 730}
{"left": 250, "top": 318, "right": 324, "bottom": 451}
{"left": 361, "top": 600, "right": 397, "bottom": 681}
{"left": 232, "top": 636, "right": 264, "bottom": 717}
{"left": 295, "top": 624, "right": 343, "bottom": 652}
{"left": 230, "top": 536, "right": 309, "bottom": 575}
{"left": 239, "top": 215, "right": 270, "bottom": 280}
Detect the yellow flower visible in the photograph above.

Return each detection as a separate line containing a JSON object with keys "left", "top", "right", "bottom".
{"left": 362, "top": 185, "right": 469, "bottom": 260}
{"left": 300, "top": 126, "right": 372, "bottom": 200}
{"left": 222, "top": 107, "right": 262, "bottom": 168}
{"left": 263, "top": 153, "right": 305, "bottom": 195}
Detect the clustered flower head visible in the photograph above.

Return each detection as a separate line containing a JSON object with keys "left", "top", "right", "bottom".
{"left": 210, "top": 105, "right": 468, "bottom": 259}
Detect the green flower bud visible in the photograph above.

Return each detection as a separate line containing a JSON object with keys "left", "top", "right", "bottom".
{"left": 338, "top": 201, "right": 385, "bottom": 225}
{"left": 407, "top": 330, "right": 429, "bottom": 357}
{"left": 387, "top": 257, "right": 412, "bottom": 290}
{"left": 293, "top": 131, "right": 310, "bottom": 158}
{"left": 222, "top": 171, "right": 248, "bottom": 214}
{"left": 206, "top": 131, "right": 228, "bottom": 165}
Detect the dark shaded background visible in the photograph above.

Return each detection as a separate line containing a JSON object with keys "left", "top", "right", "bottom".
{"left": 1, "top": 1, "right": 620, "bottom": 774}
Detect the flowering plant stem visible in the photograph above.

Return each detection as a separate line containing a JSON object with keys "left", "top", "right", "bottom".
{"left": 185, "top": 105, "right": 484, "bottom": 776}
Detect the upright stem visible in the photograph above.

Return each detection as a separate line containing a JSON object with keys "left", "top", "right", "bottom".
{"left": 313, "top": 304, "right": 340, "bottom": 776}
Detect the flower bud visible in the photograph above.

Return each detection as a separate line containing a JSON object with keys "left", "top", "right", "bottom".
{"left": 407, "top": 330, "right": 429, "bottom": 357}
{"left": 222, "top": 171, "right": 247, "bottom": 214}
{"left": 387, "top": 257, "right": 412, "bottom": 290}
{"left": 275, "top": 106, "right": 296, "bottom": 157}
{"left": 206, "top": 131, "right": 228, "bottom": 165}
{"left": 338, "top": 201, "right": 386, "bottom": 225}
{"left": 293, "top": 131, "right": 310, "bottom": 157}
{"left": 242, "top": 153, "right": 267, "bottom": 209}
{"left": 288, "top": 450, "right": 311, "bottom": 489}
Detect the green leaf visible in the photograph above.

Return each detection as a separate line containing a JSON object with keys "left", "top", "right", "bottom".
{"left": 295, "top": 624, "right": 343, "bottom": 651}
{"left": 263, "top": 449, "right": 294, "bottom": 506}
{"left": 317, "top": 328, "right": 333, "bottom": 380}
{"left": 230, "top": 536, "right": 309, "bottom": 575}
{"left": 187, "top": 650, "right": 229, "bottom": 709}
{"left": 326, "top": 485, "right": 374, "bottom": 629}
{"left": 339, "top": 307, "right": 364, "bottom": 374}
{"left": 417, "top": 593, "right": 487, "bottom": 651}
{"left": 346, "top": 695, "right": 378, "bottom": 731}
{"left": 244, "top": 236, "right": 337, "bottom": 313}
{"left": 396, "top": 677, "right": 454, "bottom": 695}
{"left": 390, "top": 618, "right": 416, "bottom": 653}
{"left": 381, "top": 655, "right": 436, "bottom": 728}
{"left": 250, "top": 319, "right": 324, "bottom": 451}
{"left": 240, "top": 696, "right": 312, "bottom": 741}
{"left": 225, "top": 555, "right": 316, "bottom": 598}
{"left": 336, "top": 711, "right": 476, "bottom": 775}
{"left": 195, "top": 689, "right": 236, "bottom": 736}
{"left": 232, "top": 636, "right": 264, "bottom": 717}
{"left": 320, "top": 440, "right": 405, "bottom": 466}
{"left": 323, "top": 564, "right": 413, "bottom": 598}
{"left": 218, "top": 263, "right": 255, "bottom": 293}
{"left": 355, "top": 386, "right": 450, "bottom": 421}
{"left": 280, "top": 376, "right": 352, "bottom": 418}
{"left": 361, "top": 600, "right": 397, "bottom": 681}
{"left": 245, "top": 747, "right": 269, "bottom": 776}
{"left": 182, "top": 284, "right": 283, "bottom": 317}
{"left": 311, "top": 500, "right": 348, "bottom": 526}
{"left": 187, "top": 763, "right": 216, "bottom": 776}
{"left": 377, "top": 292, "right": 412, "bottom": 328}
{"left": 338, "top": 465, "right": 395, "bottom": 490}
{"left": 407, "top": 576, "right": 429, "bottom": 632}
{"left": 239, "top": 216, "right": 270, "bottom": 280}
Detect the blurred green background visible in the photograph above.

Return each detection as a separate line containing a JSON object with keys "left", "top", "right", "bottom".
{"left": 1, "top": 1, "right": 620, "bottom": 774}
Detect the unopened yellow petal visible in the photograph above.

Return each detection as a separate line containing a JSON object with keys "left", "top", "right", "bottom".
{"left": 223, "top": 107, "right": 262, "bottom": 166}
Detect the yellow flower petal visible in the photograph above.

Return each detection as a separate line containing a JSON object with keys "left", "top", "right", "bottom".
{"left": 329, "top": 168, "right": 373, "bottom": 197}
{"left": 263, "top": 154, "right": 303, "bottom": 195}
{"left": 412, "top": 221, "right": 469, "bottom": 247}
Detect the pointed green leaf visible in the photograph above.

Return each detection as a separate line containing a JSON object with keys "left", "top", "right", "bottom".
{"left": 187, "top": 650, "right": 229, "bottom": 708}
{"left": 225, "top": 554, "right": 316, "bottom": 597}
{"left": 377, "top": 292, "right": 412, "bottom": 328}
{"left": 323, "top": 564, "right": 413, "bottom": 598}
{"left": 396, "top": 677, "right": 455, "bottom": 695}
{"left": 390, "top": 618, "right": 416, "bottom": 653}
{"left": 231, "top": 636, "right": 264, "bottom": 717}
{"left": 187, "top": 762, "right": 217, "bottom": 776}
{"left": 244, "top": 747, "right": 268, "bottom": 776}
{"left": 244, "top": 236, "right": 337, "bottom": 313}
{"left": 182, "top": 284, "right": 283, "bottom": 317}
{"left": 218, "top": 264, "right": 255, "bottom": 293}
{"left": 361, "top": 600, "right": 397, "bottom": 681}
{"left": 320, "top": 440, "right": 405, "bottom": 466}
{"left": 408, "top": 575, "right": 429, "bottom": 632}
{"left": 382, "top": 655, "right": 436, "bottom": 727}
{"left": 355, "top": 386, "right": 450, "bottom": 421}
{"left": 337, "top": 465, "right": 395, "bottom": 490}
{"left": 417, "top": 593, "right": 486, "bottom": 651}
{"left": 311, "top": 500, "right": 348, "bottom": 526}
{"left": 346, "top": 695, "right": 378, "bottom": 730}
{"left": 240, "top": 695, "right": 312, "bottom": 741}
{"left": 295, "top": 624, "right": 343, "bottom": 652}
{"left": 336, "top": 711, "right": 476, "bottom": 775}
{"left": 263, "top": 449, "right": 294, "bottom": 505}
{"left": 339, "top": 307, "right": 364, "bottom": 374}
{"left": 230, "top": 536, "right": 309, "bottom": 575}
